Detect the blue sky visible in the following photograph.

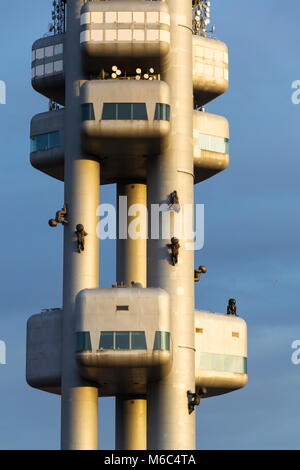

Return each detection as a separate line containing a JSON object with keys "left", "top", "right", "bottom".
{"left": 0, "top": 0, "right": 299, "bottom": 450}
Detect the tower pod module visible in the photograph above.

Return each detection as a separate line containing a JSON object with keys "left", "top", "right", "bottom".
{"left": 75, "top": 288, "right": 172, "bottom": 396}
{"left": 195, "top": 311, "right": 248, "bottom": 398}
{"left": 30, "top": 108, "right": 229, "bottom": 184}
{"left": 193, "top": 36, "right": 229, "bottom": 106}
{"left": 193, "top": 111, "right": 229, "bottom": 183}
{"left": 26, "top": 309, "right": 62, "bottom": 394}
{"left": 80, "top": 79, "right": 170, "bottom": 160}
{"left": 30, "top": 109, "right": 64, "bottom": 181}
{"left": 80, "top": 1, "right": 170, "bottom": 74}
{"left": 31, "top": 35, "right": 65, "bottom": 105}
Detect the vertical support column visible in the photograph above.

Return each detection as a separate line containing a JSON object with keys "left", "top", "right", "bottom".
{"left": 115, "top": 183, "right": 147, "bottom": 450}
{"left": 61, "top": 0, "right": 99, "bottom": 450}
{"left": 147, "top": 0, "right": 196, "bottom": 450}
{"left": 116, "top": 396, "right": 147, "bottom": 451}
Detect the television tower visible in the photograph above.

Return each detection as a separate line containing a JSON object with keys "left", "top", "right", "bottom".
{"left": 27, "top": 0, "right": 248, "bottom": 450}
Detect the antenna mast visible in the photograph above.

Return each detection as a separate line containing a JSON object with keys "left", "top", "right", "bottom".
{"left": 192, "top": 0, "right": 212, "bottom": 37}
{"left": 49, "top": 0, "right": 66, "bottom": 35}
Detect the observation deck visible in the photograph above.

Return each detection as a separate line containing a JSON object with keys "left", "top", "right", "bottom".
{"left": 80, "top": 79, "right": 170, "bottom": 158}
{"left": 75, "top": 288, "right": 172, "bottom": 396}
{"left": 31, "top": 34, "right": 65, "bottom": 105}
{"left": 80, "top": 1, "right": 170, "bottom": 74}
{"left": 31, "top": 29, "right": 229, "bottom": 110}
{"left": 193, "top": 36, "right": 229, "bottom": 106}
{"left": 193, "top": 110, "right": 229, "bottom": 181}
{"left": 26, "top": 306, "right": 247, "bottom": 398}
{"left": 195, "top": 311, "right": 248, "bottom": 398}
{"left": 30, "top": 109, "right": 64, "bottom": 181}
{"left": 30, "top": 106, "right": 230, "bottom": 184}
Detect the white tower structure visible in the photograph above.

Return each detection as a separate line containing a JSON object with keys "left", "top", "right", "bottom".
{"left": 27, "top": 0, "right": 248, "bottom": 450}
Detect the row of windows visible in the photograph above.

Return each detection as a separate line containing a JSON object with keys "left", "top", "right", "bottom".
{"left": 194, "top": 62, "right": 229, "bottom": 81}
{"left": 198, "top": 352, "right": 247, "bottom": 375}
{"left": 76, "top": 331, "right": 171, "bottom": 352}
{"left": 81, "top": 11, "right": 170, "bottom": 26}
{"left": 32, "top": 43, "right": 63, "bottom": 62}
{"left": 80, "top": 29, "right": 170, "bottom": 44}
{"left": 32, "top": 60, "right": 63, "bottom": 79}
{"left": 30, "top": 131, "right": 61, "bottom": 153}
{"left": 197, "top": 133, "right": 229, "bottom": 154}
{"left": 81, "top": 103, "right": 170, "bottom": 121}
{"left": 194, "top": 46, "right": 228, "bottom": 64}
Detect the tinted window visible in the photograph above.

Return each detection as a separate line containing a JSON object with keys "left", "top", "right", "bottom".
{"left": 99, "top": 332, "right": 114, "bottom": 350}
{"left": 99, "top": 331, "right": 147, "bottom": 350}
{"left": 154, "top": 103, "right": 170, "bottom": 121}
{"left": 102, "top": 103, "right": 148, "bottom": 120}
{"left": 76, "top": 332, "right": 92, "bottom": 352}
{"left": 81, "top": 103, "right": 95, "bottom": 121}
{"left": 118, "top": 103, "right": 132, "bottom": 119}
{"left": 116, "top": 332, "right": 130, "bottom": 350}
{"left": 132, "top": 103, "right": 148, "bottom": 120}
{"left": 48, "top": 131, "right": 61, "bottom": 148}
{"left": 30, "top": 131, "right": 61, "bottom": 152}
{"left": 153, "top": 332, "right": 171, "bottom": 350}
{"left": 37, "top": 134, "right": 49, "bottom": 151}
{"left": 131, "top": 332, "right": 147, "bottom": 350}
{"left": 102, "top": 103, "right": 117, "bottom": 120}
{"left": 197, "top": 134, "right": 229, "bottom": 154}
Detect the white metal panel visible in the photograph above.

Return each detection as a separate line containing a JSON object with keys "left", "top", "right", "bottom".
{"left": 35, "top": 64, "right": 44, "bottom": 76}
{"left": 118, "top": 30, "right": 132, "bottom": 41}
{"left": 80, "top": 30, "right": 91, "bottom": 43}
{"left": 91, "top": 30, "right": 103, "bottom": 42}
{"left": 106, "top": 12, "right": 117, "bottom": 23}
{"left": 147, "top": 30, "right": 159, "bottom": 41}
{"left": 147, "top": 12, "right": 159, "bottom": 23}
{"left": 36, "top": 48, "right": 44, "bottom": 60}
{"left": 118, "top": 12, "right": 132, "bottom": 23}
{"left": 106, "top": 29, "right": 117, "bottom": 41}
{"left": 160, "top": 12, "right": 170, "bottom": 26}
{"left": 133, "top": 12, "right": 144, "bottom": 23}
{"left": 133, "top": 30, "right": 145, "bottom": 41}
{"left": 160, "top": 30, "right": 170, "bottom": 43}
{"left": 45, "top": 46, "right": 54, "bottom": 57}
{"left": 54, "top": 60, "right": 63, "bottom": 72}
{"left": 91, "top": 12, "right": 103, "bottom": 24}
{"left": 45, "top": 62, "right": 54, "bottom": 75}
{"left": 54, "top": 43, "right": 63, "bottom": 55}
{"left": 80, "top": 12, "right": 90, "bottom": 25}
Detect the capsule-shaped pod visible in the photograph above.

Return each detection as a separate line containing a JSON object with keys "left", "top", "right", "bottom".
{"left": 75, "top": 288, "right": 172, "bottom": 396}
{"left": 26, "top": 309, "right": 63, "bottom": 394}
{"left": 80, "top": 1, "right": 170, "bottom": 75}
{"left": 195, "top": 311, "right": 248, "bottom": 398}
{"left": 80, "top": 79, "right": 171, "bottom": 158}
{"left": 30, "top": 110, "right": 64, "bottom": 181}
{"left": 193, "top": 36, "right": 229, "bottom": 106}
{"left": 193, "top": 110, "right": 230, "bottom": 183}
{"left": 31, "top": 35, "right": 65, "bottom": 105}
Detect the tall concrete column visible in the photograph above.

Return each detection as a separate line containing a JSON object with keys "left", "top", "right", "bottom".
{"left": 115, "top": 183, "right": 147, "bottom": 450}
{"left": 61, "top": 0, "right": 99, "bottom": 450}
{"left": 115, "top": 396, "right": 147, "bottom": 451}
{"left": 147, "top": 0, "right": 196, "bottom": 449}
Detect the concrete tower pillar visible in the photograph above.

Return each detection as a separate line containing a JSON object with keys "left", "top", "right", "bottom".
{"left": 147, "top": 0, "right": 196, "bottom": 449}
{"left": 115, "top": 183, "right": 147, "bottom": 450}
{"left": 60, "top": 0, "right": 99, "bottom": 450}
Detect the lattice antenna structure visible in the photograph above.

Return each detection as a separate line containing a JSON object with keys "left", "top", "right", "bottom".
{"left": 192, "top": 0, "right": 213, "bottom": 37}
